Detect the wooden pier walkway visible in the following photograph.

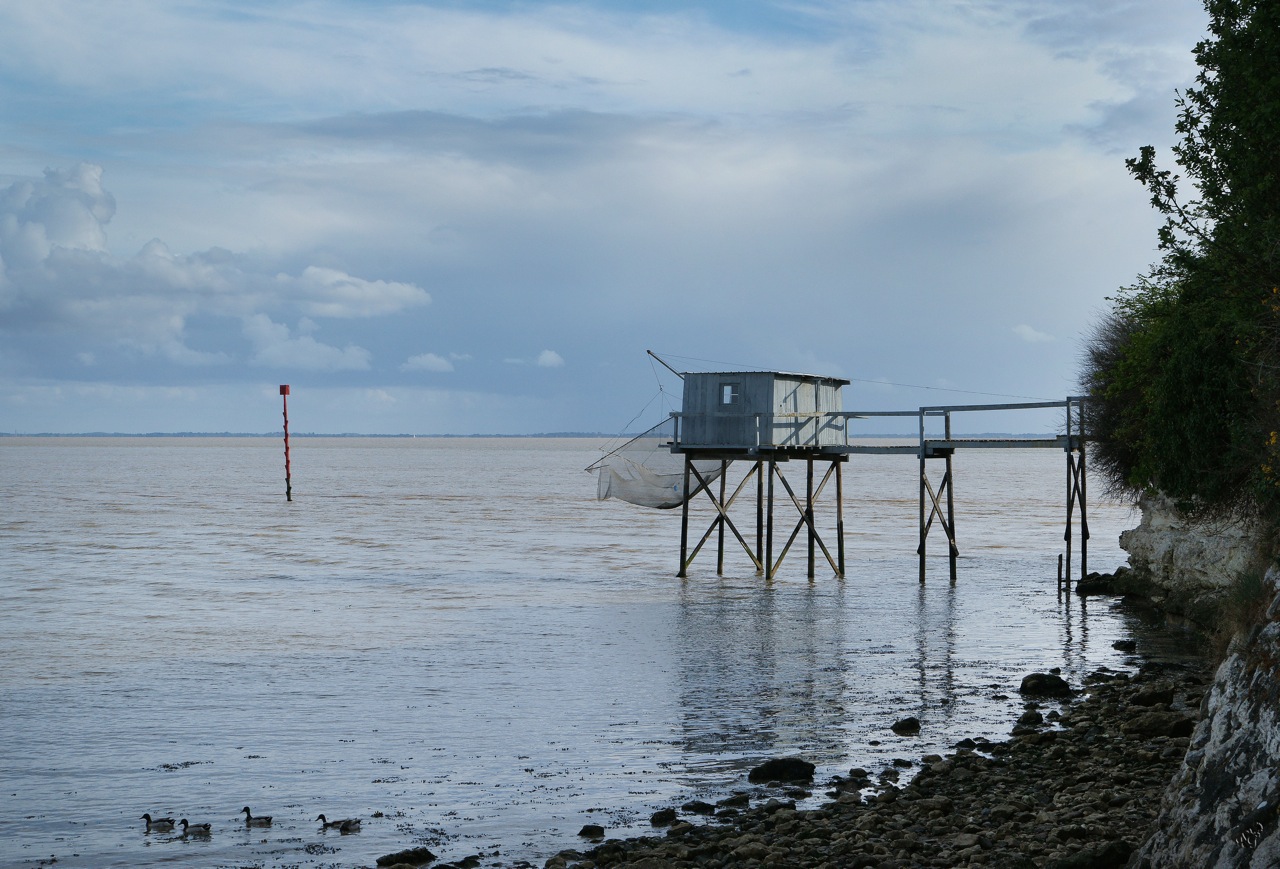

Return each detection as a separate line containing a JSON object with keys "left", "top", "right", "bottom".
{"left": 670, "top": 397, "right": 1089, "bottom": 585}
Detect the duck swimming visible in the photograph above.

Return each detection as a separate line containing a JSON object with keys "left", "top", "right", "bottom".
{"left": 141, "top": 814, "right": 175, "bottom": 832}
{"left": 179, "top": 819, "right": 212, "bottom": 836}
{"left": 241, "top": 806, "right": 272, "bottom": 826}
{"left": 317, "top": 814, "right": 361, "bottom": 832}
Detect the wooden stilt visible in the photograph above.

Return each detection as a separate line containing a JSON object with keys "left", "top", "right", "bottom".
{"left": 682, "top": 462, "right": 760, "bottom": 574}
{"left": 678, "top": 456, "right": 691, "bottom": 578}
{"left": 771, "top": 460, "right": 841, "bottom": 577}
{"left": 919, "top": 412, "right": 928, "bottom": 585}
{"left": 807, "top": 458, "right": 816, "bottom": 579}
{"left": 716, "top": 459, "right": 727, "bottom": 575}
{"left": 766, "top": 459, "right": 776, "bottom": 580}
{"left": 945, "top": 412, "right": 957, "bottom": 585}
{"left": 1079, "top": 444, "right": 1089, "bottom": 579}
{"left": 756, "top": 459, "right": 765, "bottom": 575}
{"left": 1064, "top": 451, "right": 1074, "bottom": 591}
{"left": 836, "top": 458, "right": 845, "bottom": 578}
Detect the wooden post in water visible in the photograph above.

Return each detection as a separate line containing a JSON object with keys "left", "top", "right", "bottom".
{"left": 806, "top": 457, "right": 816, "bottom": 579}
{"left": 835, "top": 458, "right": 845, "bottom": 578}
{"left": 945, "top": 411, "right": 957, "bottom": 586}
{"left": 678, "top": 456, "right": 691, "bottom": 578}
{"left": 756, "top": 459, "right": 765, "bottom": 575}
{"left": 766, "top": 459, "right": 776, "bottom": 580}
{"left": 716, "top": 459, "right": 728, "bottom": 575}
{"left": 280, "top": 384, "right": 292, "bottom": 502}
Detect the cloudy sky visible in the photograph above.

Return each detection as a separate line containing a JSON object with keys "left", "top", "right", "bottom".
{"left": 0, "top": 0, "right": 1206, "bottom": 435}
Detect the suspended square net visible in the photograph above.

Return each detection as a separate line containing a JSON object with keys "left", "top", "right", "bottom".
{"left": 587, "top": 417, "right": 723, "bottom": 509}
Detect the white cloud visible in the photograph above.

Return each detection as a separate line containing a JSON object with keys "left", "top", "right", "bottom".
{"left": 401, "top": 352, "right": 454, "bottom": 372}
{"left": 0, "top": 164, "right": 115, "bottom": 269}
{"left": 0, "top": 0, "right": 1209, "bottom": 433}
{"left": 285, "top": 266, "right": 430, "bottom": 318}
{"left": 243, "top": 313, "right": 371, "bottom": 371}
{"left": 1013, "top": 324, "right": 1055, "bottom": 343}
{"left": 0, "top": 165, "right": 430, "bottom": 369}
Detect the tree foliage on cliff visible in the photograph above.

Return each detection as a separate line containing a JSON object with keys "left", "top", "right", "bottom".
{"left": 1082, "top": 0, "right": 1280, "bottom": 522}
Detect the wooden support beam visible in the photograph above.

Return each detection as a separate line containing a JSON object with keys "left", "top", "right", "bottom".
{"left": 680, "top": 461, "right": 763, "bottom": 575}
{"left": 678, "top": 456, "right": 691, "bottom": 578}
{"left": 807, "top": 458, "right": 815, "bottom": 579}
{"left": 769, "top": 460, "right": 841, "bottom": 577}
{"left": 756, "top": 459, "right": 765, "bottom": 575}
{"left": 918, "top": 459, "right": 958, "bottom": 584}
{"left": 766, "top": 459, "right": 776, "bottom": 580}
{"left": 717, "top": 459, "right": 727, "bottom": 575}
{"left": 1064, "top": 447, "right": 1090, "bottom": 586}
{"left": 836, "top": 459, "right": 845, "bottom": 577}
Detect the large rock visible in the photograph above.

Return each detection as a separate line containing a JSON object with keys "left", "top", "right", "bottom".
{"left": 1120, "top": 710, "right": 1195, "bottom": 738}
{"left": 747, "top": 757, "right": 815, "bottom": 783}
{"left": 1019, "top": 673, "right": 1072, "bottom": 697}
{"left": 890, "top": 716, "right": 921, "bottom": 735}
{"left": 376, "top": 846, "right": 436, "bottom": 867}
{"left": 1133, "top": 568, "right": 1280, "bottom": 868}
{"left": 1119, "top": 493, "right": 1269, "bottom": 624}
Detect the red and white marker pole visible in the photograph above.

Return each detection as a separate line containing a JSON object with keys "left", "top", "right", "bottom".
{"left": 280, "top": 384, "right": 292, "bottom": 502}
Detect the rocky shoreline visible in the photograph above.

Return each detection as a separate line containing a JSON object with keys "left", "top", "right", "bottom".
{"left": 521, "top": 657, "right": 1212, "bottom": 869}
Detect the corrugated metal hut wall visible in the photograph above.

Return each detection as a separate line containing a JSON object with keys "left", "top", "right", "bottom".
{"left": 679, "top": 372, "right": 845, "bottom": 449}
{"left": 680, "top": 372, "right": 772, "bottom": 447}
{"left": 771, "top": 375, "right": 845, "bottom": 447}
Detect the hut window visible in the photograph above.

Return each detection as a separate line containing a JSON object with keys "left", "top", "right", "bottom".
{"left": 721, "top": 382, "right": 740, "bottom": 405}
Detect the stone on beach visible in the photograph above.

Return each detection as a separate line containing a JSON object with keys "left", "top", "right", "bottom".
{"left": 549, "top": 659, "right": 1211, "bottom": 869}
{"left": 648, "top": 808, "right": 677, "bottom": 827}
{"left": 375, "top": 845, "right": 437, "bottom": 867}
{"left": 747, "top": 756, "right": 815, "bottom": 783}
{"left": 1019, "top": 672, "right": 1072, "bottom": 697}
{"left": 890, "top": 715, "right": 921, "bottom": 735}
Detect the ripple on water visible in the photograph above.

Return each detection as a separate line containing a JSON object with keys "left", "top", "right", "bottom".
{"left": 0, "top": 438, "right": 1161, "bottom": 868}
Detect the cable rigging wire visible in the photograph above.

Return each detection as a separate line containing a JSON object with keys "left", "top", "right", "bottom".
{"left": 647, "top": 351, "right": 1055, "bottom": 403}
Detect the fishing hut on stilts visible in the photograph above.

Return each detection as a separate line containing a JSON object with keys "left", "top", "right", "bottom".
{"left": 589, "top": 356, "right": 1091, "bottom": 585}
{"left": 671, "top": 369, "right": 852, "bottom": 580}
{"left": 590, "top": 359, "right": 853, "bottom": 580}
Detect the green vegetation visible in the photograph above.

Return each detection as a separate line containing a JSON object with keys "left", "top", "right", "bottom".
{"left": 1210, "top": 570, "right": 1275, "bottom": 658}
{"left": 1082, "top": 0, "right": 1280, "bottom": 524}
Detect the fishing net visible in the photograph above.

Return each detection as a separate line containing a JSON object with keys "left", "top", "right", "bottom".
{"left": 587, "top": 417, "right": 723, "bottom": 509}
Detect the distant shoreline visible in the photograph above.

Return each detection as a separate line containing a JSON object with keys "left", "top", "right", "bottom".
{"left": 0, "top": 431, "right": 1059, "bottom": 440}
{"left": 0, "top": 431, "right": 613, "bottom": 439}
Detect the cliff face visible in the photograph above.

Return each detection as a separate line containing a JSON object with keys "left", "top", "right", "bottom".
{"left": 1133, "top": 568, "right": 1280, "bottom": 868}
{"left": 1118, "top": 493, "right": 1271, "bottom": 624}
{"left": 1117, "top": 496, "right": 1280, "bottom": 867}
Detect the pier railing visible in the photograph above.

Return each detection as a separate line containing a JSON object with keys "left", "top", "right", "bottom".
{"left": 838, "top": 398, "right": 1089, "bottom": 585}
{"left": 668, "top": 397, "right": 1090, "bottom": 586}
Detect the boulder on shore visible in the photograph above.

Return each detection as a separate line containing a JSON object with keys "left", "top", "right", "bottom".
{"left": 649, "top": 808, "right": 677, "bottom": 827}
{"left": 891, "top": 716, "right": 922, "bottom": 735}
{"left": 375, "top": 846, "right": 436, "bottom": 867}
{"left": 1019, "top": 672, "right": 1072, "bottom": 697}
{"left": 747, "top": 757, "right": 815, "bottom": 783}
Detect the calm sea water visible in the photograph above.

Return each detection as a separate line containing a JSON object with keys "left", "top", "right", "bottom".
{"left": 0, "top": 437, "right": 1162, "bottom": 868}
